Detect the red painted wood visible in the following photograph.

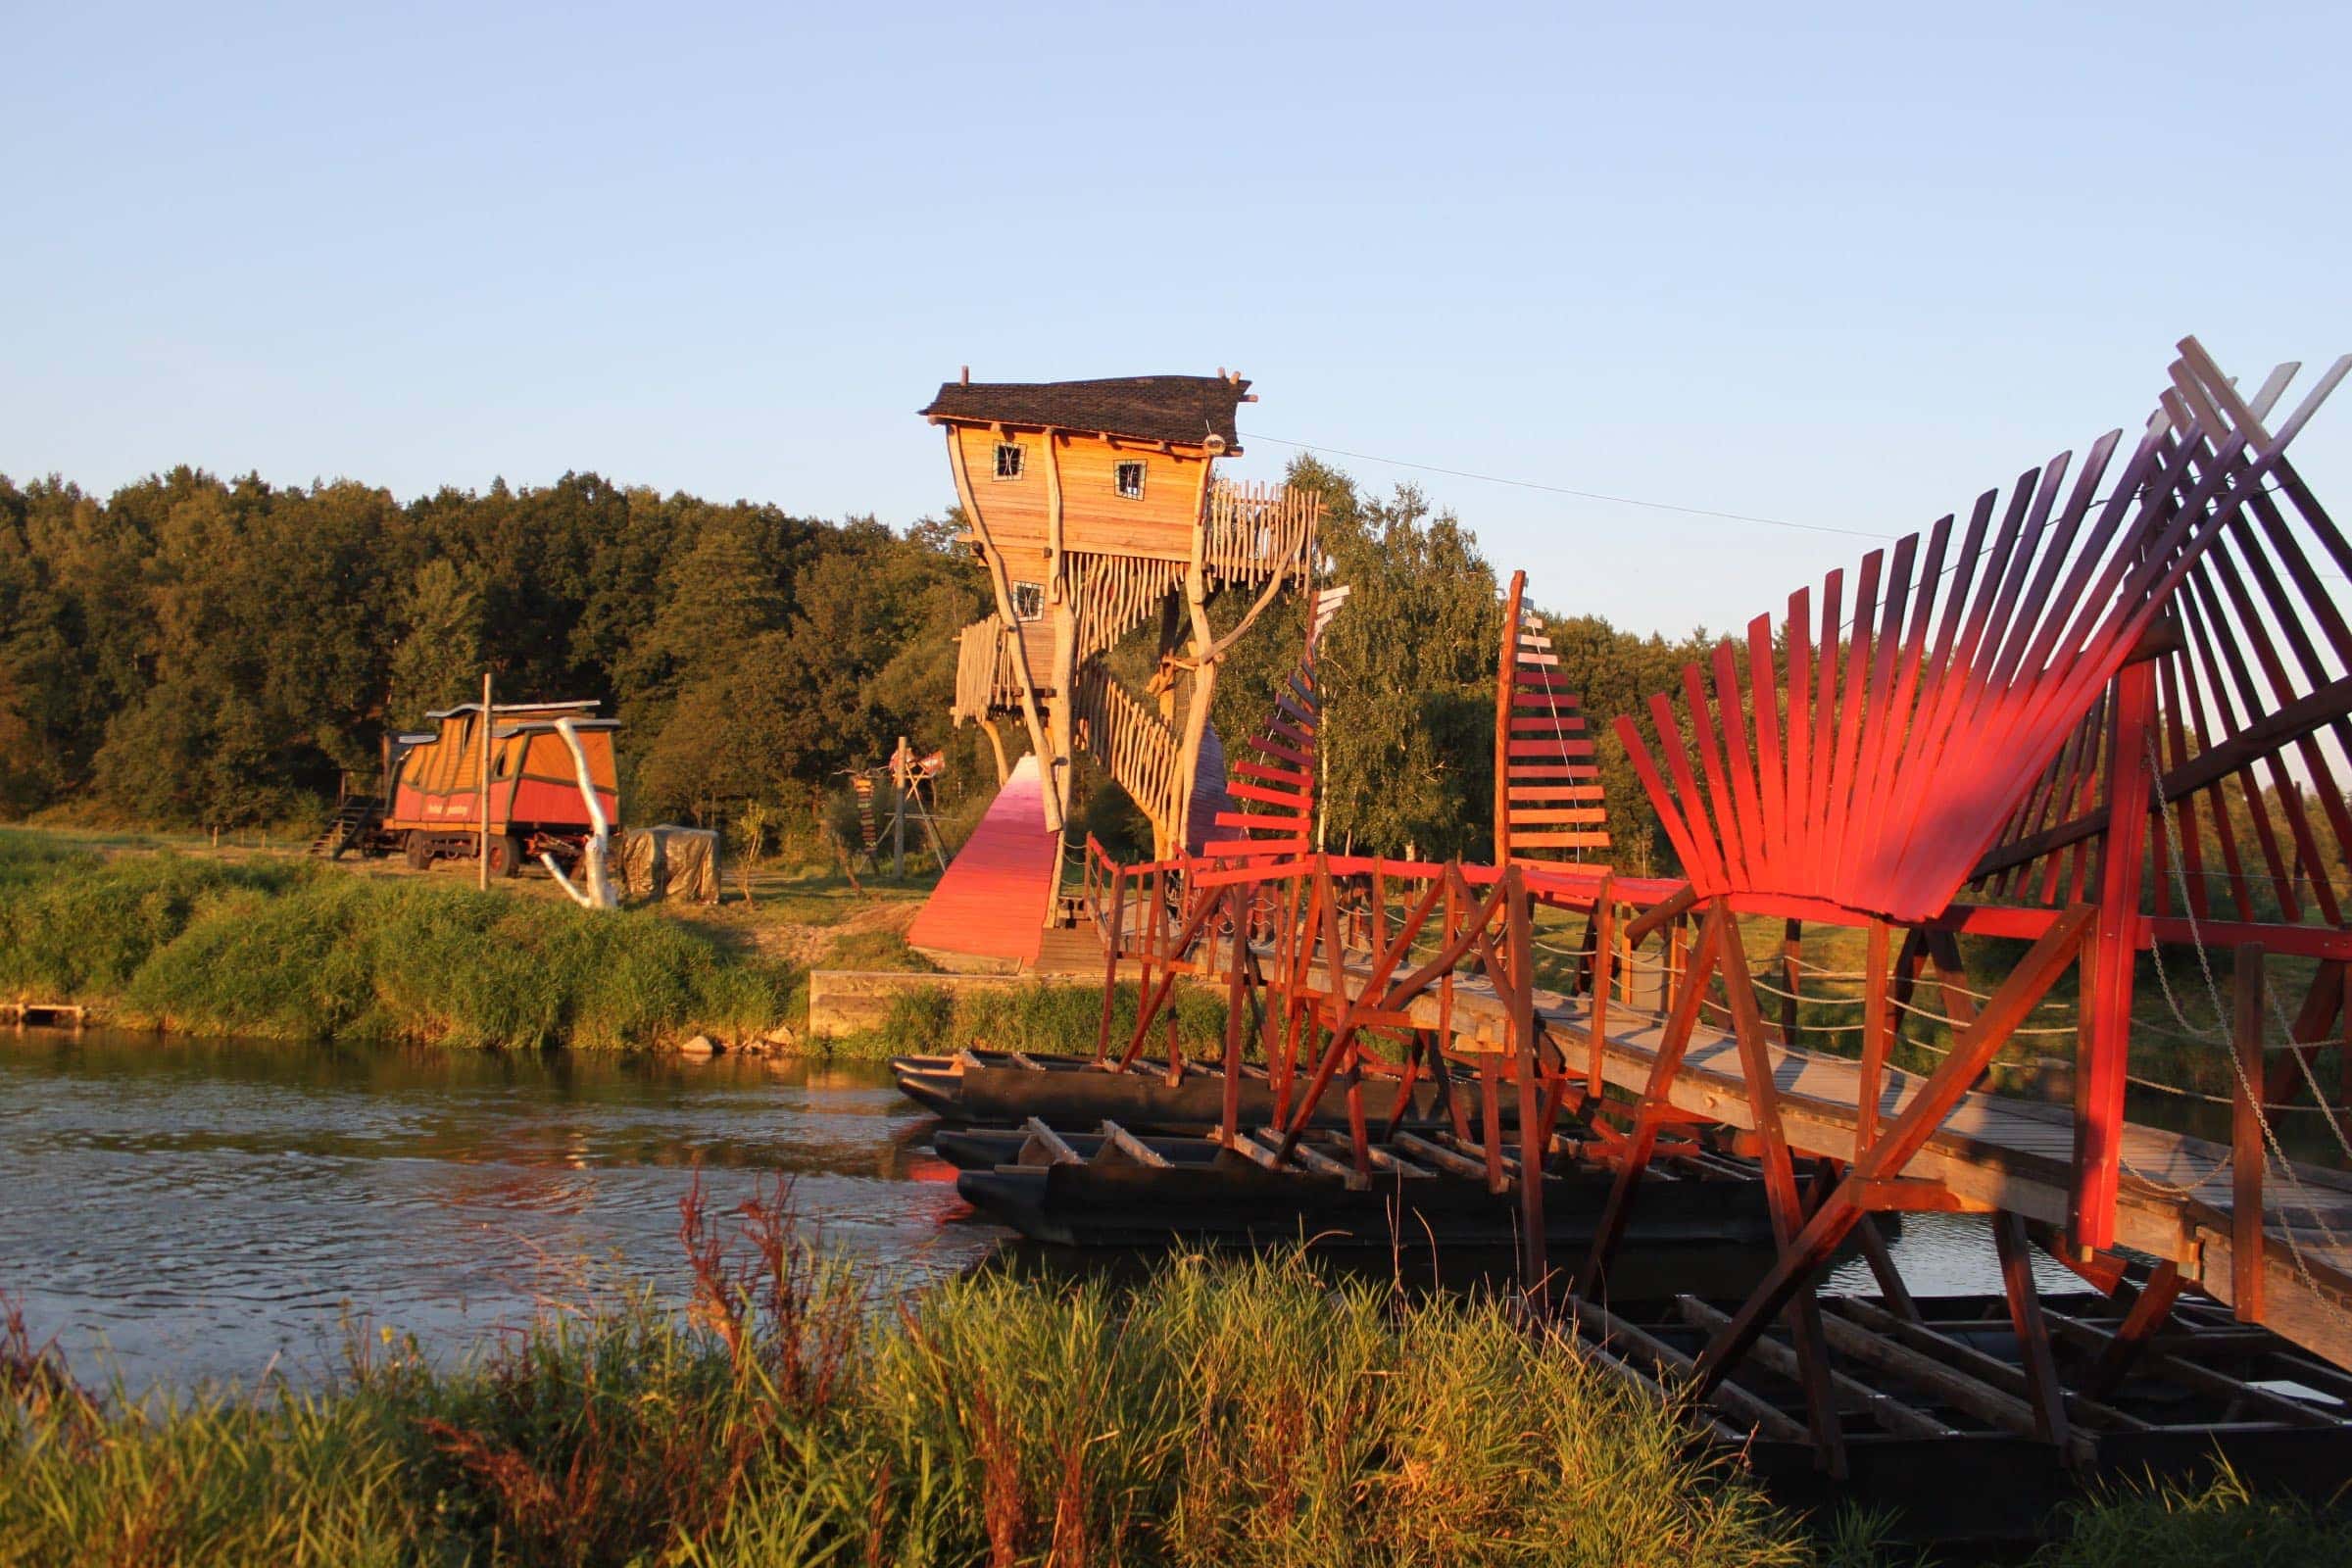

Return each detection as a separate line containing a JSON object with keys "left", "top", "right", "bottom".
{"left": 906, "top": 755, "right": 1059, "bottom": 965}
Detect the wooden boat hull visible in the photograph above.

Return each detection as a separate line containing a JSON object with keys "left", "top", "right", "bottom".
{"left": 954, "top": 1152, "right": 1779, "bottom": 1253}
{"left": 895, "top": 1050, "right": 1471, "bottom": 1133}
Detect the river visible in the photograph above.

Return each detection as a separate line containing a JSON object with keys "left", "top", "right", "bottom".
{"left": 1, "top": 1027, "right": 2072, "bottom": 1392}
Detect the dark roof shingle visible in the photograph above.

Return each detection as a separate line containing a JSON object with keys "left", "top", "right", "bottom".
{"left": 920, "top": 374, "right": 1248, "bottom": 449}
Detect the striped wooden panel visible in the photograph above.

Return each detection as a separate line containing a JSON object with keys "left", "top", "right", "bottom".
{"left": 1204, "top": 585, "right": 1348, "bottom": 862}
{"left": 1967, "top": 347, "right": 2352, "bottom": 931}
{"left": 1618, "top": 341, "right": 2349, "bottom": 922}
{"left": 1495, "top": 573, "right": 1611, "bottom": 862}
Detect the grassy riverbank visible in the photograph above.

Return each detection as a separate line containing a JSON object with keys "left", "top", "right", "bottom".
{"left": 0, "top": 830, "right": 801, "bottom": 1050}
{"left": 0, "top": 1213, "right": 1802, "bottom": 1567}
{"left": 4, "top": 1207, "right": 2343, "bottom": 1568}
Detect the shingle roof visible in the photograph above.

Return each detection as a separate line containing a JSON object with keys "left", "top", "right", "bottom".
{"left": 921, "top": 374, "right": 1249, "bottom": 449}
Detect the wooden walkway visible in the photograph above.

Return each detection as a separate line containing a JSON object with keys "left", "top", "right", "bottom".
{"left": 1387, "top": 963, "right": 2352, "bottom": 1369}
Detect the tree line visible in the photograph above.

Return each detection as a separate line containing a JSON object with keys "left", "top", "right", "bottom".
{"left": 0, "top": 458, "right": 1730, "bottom": 870}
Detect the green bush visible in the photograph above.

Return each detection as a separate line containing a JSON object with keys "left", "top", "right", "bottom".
{"left": 0, "top": 831, "right": 798, "bottom": 1050}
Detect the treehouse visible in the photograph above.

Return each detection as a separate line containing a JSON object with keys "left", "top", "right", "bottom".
{"left": 923, "top": 372, "right": 1319, "bottom": 851}
{"left": 906, "top": 371, "right": 1320, "bottom": 967}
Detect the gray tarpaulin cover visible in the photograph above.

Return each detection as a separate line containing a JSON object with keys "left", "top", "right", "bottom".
{"left": 618, "top": 826, "right": 720, "bottom": 904}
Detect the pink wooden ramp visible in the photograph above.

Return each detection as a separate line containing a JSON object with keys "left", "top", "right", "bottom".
{"left": 906, "top": 755, "right": 1061, "bottom": 965}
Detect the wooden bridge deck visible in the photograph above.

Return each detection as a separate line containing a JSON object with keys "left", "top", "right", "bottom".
{"left": 1377, "top": 965, "right": 2352, "bottom": 1369}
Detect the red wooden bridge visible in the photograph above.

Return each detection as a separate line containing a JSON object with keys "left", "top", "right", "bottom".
{"left": 1059, "top": 338, "right": 2352, "bottom": 1476}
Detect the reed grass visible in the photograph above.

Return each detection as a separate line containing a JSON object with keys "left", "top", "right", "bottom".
{"left": 4, "top": 1183, "right": 2343, "bottom": 1565}
{"left": 0, "top": 1183, "right": 1815, "bottom": 1568}
{"left": 0, "top": 831, "right": 798, "bottom": 1049}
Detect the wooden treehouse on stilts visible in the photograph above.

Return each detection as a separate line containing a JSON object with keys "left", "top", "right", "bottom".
{"left": 914, "top": 338, "right": 2352, "bottom": 1531}
{"left": 906, "top": 373, "right": 1319, "bottom": 966}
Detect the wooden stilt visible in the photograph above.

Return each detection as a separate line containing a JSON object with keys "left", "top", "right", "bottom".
{"left": 2233, "top": 943, "right": 2267, "bottom": 1323}
{"left": 1992, "top": 1210, "right": 2073, "bottom": 1452}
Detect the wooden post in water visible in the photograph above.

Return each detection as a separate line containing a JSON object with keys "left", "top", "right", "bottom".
{"left": 478, "top": 670, "right": 493, "bottom": 891}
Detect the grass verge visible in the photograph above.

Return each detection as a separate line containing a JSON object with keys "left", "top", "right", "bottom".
{"left": 0, "top": 830, "right": 799, "bottom": 1050}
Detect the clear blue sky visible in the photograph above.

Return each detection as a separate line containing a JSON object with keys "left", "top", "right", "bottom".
{"left": 7, "top": 2, "right": 2347, "bottom": 638}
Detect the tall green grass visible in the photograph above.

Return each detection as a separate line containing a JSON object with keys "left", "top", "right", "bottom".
{"left": 0, "top": 1199, "right": 1815, "bottom": 1568}
{"left": 0, "top": 831, "right": 798, "bottom": 1049}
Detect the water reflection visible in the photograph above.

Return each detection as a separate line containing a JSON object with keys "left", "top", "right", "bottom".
{"left": 0, "top": 1030, "right": 996, "bottom": 1391}
{"left": 4, "top": 1028, "right": 2085, "bottom": 1394}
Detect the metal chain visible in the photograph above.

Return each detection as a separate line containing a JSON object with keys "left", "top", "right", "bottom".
{"left": 2140, "top": 735, "right": 2352, "bottom": 1320}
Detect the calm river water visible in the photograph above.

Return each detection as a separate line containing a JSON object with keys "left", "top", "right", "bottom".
{"left": 0, "top": 1028, "right": 2068, "bottom": 1392}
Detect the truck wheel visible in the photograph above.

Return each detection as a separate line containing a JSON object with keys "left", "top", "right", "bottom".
{"left": 491, "top": 834, "right": 524, "bottom": 878}
{"left": 404, "top": 830, "right": 432, "bottom": 870}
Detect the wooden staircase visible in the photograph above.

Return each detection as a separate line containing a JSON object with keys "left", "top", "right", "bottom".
{"left": 308, "top": 795, "right": 383, "bottom": 859}
{"left": 1071, "top": 664, "right": 1184, "bottom": 832}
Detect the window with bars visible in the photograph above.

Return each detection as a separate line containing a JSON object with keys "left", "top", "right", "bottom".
{"left": 1010, "top": 581, "right": 1045, "bottom": 621}
{"left": 1114, "top": 460, "right": 1146, "bottom": 500}
{"left": 994, "top": 442, "right": 1025, "bottom": 480}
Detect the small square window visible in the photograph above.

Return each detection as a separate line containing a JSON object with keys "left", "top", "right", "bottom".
{"left": 994, "top": 442, "right": 1025, "bottom": 480}
{"left": 1010, "top": 581, "right": 1045, "bottom": 621}
{"left": 1114, "top": 460, "right": 1146, "bottom": 500}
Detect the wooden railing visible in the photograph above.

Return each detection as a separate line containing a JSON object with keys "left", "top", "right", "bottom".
{"left": 1072, "top": 663, "right": 1182, "bottom": 831}
{"left": 1204, "top": 480, "right": 1320, "bottom": 587}
{"left": 951, "top": 615, "right": 1027, "bottom": 724}
{"left": 1071, "top": 552, "right": 1186, "bottom": 664}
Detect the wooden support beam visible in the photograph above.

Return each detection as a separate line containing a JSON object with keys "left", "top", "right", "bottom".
{"left": 944, "top": 426, "right": 1061, "bottom": 831}
{"left": 1690, "top": 906, "right": 2093, "bottom": 1398}
{"left": 1098, "top": 1119, "right": 1170, "bottom": 1169}
{"left": 1016, "top": 1117, "right": 1081, "bottom": 1167}
{"left": 1505, "top": 869, "right": 1548, "bottom": 1293}
{"left": 1221, "top": 884, "right": 1249, "bottom": 1147}
{"left": 1854, "top": 1216, "right": 1919, "bottom": 1322}
{"left": 1572, "top": 1298, "right": 1808, "bottom": 1444}
{"left": 1717, "top": 908, "right": 1846, "bottom": 1470}
{"left": 1249, "top": 1126, "right": 1360, "bottom": 1187}
{"left": 1391, "top": 1129, "right": 1490, "bottom": 1181}
{"left": 2074, "top": 658, "right": 2156, "bottom": 1251}
{"left": 1834, "top": 1297, "right": 2146, "bottom": 1434}
{"left": 1678, "top": 1296, "right": 1953, "bottom": 1442}
{"left": 2232, "top": 943, "right": 2267, "bottom": 1324}
{"left": 2079, "top": 1262, "right": 2185, "bottom": 1400}
{"left": 1815, "top": 1303, "right": 2098, "bottom": 1465}
{"left": 1575, "top": 906, "right": 1726, "bottom": 1296}
{"left": 2053, "top": 1299, "right": 2336, "bottom": 1426}
{"left": 1993, "top": 1210, "right": 2074, "bottom": 1452}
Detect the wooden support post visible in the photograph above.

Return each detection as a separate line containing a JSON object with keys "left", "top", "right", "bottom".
{"left": 2081, "top": 1262, "right": 2185, "bottom": 1399}
{"left": 1505, "top": 869, "right": 1547, "bottom": 1295}
{"left": 2232, "top": 942, "right": 2267, "bottom": 1324}
{"left": 1992, "top": 1210, "right": 2073, "bottom": 1452}
{"left": 1718, "top": 908, "right": 1846, "bottom": 1471}
{"left": 1859, "top": 919, "right": 1891, "bottom": 1152}
{"left": 1575, "top": 907, "right": 1726, "bottom": 1297}
{"left": 945, "top": 427, "right": 1061, "bottom": 831}
{"left": 1855, "top": 1216, "right": 1919, "bottom": 1322}
{"left": 1691, "top": 906, "right": 2094, "bottom": 1397}
{"left": 1588, "top": 881, "right": 1614, "bottom": 1095}
{"left": 1095, "top": 866, "right": 1125, "bottom": 1063}
{"left": 2075, "top": 658, "right": 2157, "bottom": 1250}
{"left": 1494, "top": 569, "right": 1526, "bottom": 864}
{"left": 1779, "top": 917, "right": 1802, "bottom": 1048}
{"left": 477, "top": 670, "right": 493, "bottom": 891}
{"left": 1220, "top": 885, "right": 1248, "bottom": 1147}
